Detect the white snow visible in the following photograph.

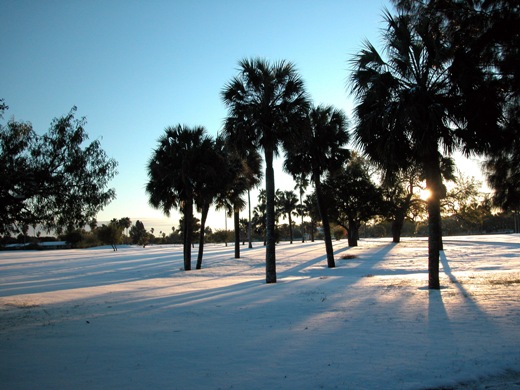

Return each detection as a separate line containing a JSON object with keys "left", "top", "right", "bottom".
{"left": 1, "top": 235, "right": 519, "bottom": 389}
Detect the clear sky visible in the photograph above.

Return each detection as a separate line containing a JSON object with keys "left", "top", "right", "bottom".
{"left": 1, "top": 0, "right": 482, "bottom": 234}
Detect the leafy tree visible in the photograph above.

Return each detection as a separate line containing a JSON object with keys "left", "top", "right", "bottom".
{"left": 88, "top": 218, "right": 98, "bottom": 232}
{"left": 484, "top": 104, "right": 520, "bottom": 211}
{"left": 0, "top": 105, "right": 117, "bottom": 234}
{"left": 222, "top": 58, "right": 309, "bottom": 283}
{"left": 284, "top": 105, "right": 350, "bottom": 267}
{"left": 146, "top": 125, "right": 215, "bottom": 271}
{"left": 380, "top": 164, "right": 423, "bottom": 243}
{"left": 118, "top": 217, "right": 132, "bottom": 237}
{"left": 442, "top": 172, "right": 493, "bottom": 234}
{"left": 97, "top": 221, "right": 123, "bottom": 251}
{"left": 324, "top": 156, "right": 383, "bottom": 246}
{"left": 130, "top": 220, "right": 148, "bottom": 247}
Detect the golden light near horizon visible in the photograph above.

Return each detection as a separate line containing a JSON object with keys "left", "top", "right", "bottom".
{"left": 420, "top": 188, "right": 432, "bottom": 200}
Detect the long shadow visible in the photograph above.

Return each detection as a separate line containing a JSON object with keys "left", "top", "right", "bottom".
{"left": 443, "top": 237, "right": 520, "bottom": 249}
{"left": 5, "top": 238, "right": 516, "bottom": 390}
{"left": 432, "top": 251, "right": 501, "bottom": 339}
{"left": 0, "top": 247, "right": 185, "bottom": 297}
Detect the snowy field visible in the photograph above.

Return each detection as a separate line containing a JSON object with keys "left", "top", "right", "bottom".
{"left": 1, "top": 235, "right": 519, "bottom": 389}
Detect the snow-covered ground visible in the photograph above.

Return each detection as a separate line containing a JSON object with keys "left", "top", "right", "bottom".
{"left": 1, "top": 235, "right": 519, "bottom": 389}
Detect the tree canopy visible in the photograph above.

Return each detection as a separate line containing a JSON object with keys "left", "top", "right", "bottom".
{"left": 0, "top": 103, "right": 118, "bottom": 234}
{"left": 222, "top": 58, "right": 309, "bottom": 283}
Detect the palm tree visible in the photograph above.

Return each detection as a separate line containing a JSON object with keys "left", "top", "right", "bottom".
{"left": 294, "top": 174, "right": 309, "bottom": 242}
{"left": 278, "top": 190, "right": 299, "bottom": 244}
{"left": 217, "top": 166, "right": 247, "bottom": 259}
{"left": 284, "top": 105, "right": 349, "bottom": 268}
{"left": 303, "top": 194, "right": 319, "bottom": 242}
{"left": 242, "top": 149, "right": 263, "bottom": 249}
{"left": 350, "top": 10, "right": 464, "bottom": 289}
{"left": 214, "top": 139, "right": 256, "bottom": 259}
{"left": 222, "top": 58, "right": 309, "bottom": 283}
{"left": 252, "top": 190, "right": 268, "bottom": 246}
{"left": 146, "top": 125, "right": 215, "bottom": 271}
{"left": 194, "top": 135, "right": 231, "bottom": 269}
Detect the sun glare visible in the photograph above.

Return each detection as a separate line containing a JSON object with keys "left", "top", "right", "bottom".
{"left": 420, "top": 189, "right": 432, "bottom": 200}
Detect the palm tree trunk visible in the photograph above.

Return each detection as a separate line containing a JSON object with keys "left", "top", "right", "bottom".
{"left": 224, "top": 211, "right": 229, "bottom": 247}
{"left": 248, "top": 189, "right": 253, "bottom": 248}
{"left": 288, "top": 213, "right": 293, "bottom": 244}
{"left": 183, "top": 196, "right": 193, "bottom": 271}
{"left": 314, "top": 174, "right": 335, "bottom": 268}
{"left": 265, "top": 147, "right": 277, "bottom": 283}
{"left": 300, "top": 192, "right": 305, "bottom": 243}
{"left": 234, "top": 205, "right": 240, "bottom": 259}
{"left": 425, "top": 160, "right": 443, "bottom": 290}
{"left": 196, "top": 203, "right": 210, "bottom": 269}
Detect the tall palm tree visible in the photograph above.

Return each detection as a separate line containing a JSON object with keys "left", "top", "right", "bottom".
{"left": 278, "top": 190, "right": 299, "bottom": 244}
{"left": 222, "top": 58, "right": 309, "bottom": 283}
{"left": 350, "top": 10, "right": 463, "bottom": 289}
{"left": 146, "top": 125, "right": 215, "bottom": 271}
{"left": 284, "top": 105, "right": 349, "bottom": 268}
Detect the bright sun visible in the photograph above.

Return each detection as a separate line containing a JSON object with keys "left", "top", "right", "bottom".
{"left": 419, "top": 189, "right": 432, "bottom": 200}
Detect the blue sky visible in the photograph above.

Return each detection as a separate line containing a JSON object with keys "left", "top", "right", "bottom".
{"left": 3, "top": 0, "right": 398, "bottom": 232}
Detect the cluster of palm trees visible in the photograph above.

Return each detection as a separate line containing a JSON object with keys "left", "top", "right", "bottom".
{"left": 146, "top": 0, "right": 519, "bottom": 289}
{"left": 145, "top": 58, "right": 350, "bottom": 282}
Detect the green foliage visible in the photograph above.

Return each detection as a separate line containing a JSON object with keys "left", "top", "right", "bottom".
{"left": 146, "top": 125, "right": 219, "bottom": 270}
{"left": 390, "top": 0, "right": 520, "bottom": 212}
{"left": 325, "top": 155, "right": 383, "bottom": 246}
{"left": 0, "top": 104, "right": 118, "bottom": 234}
{"left": 96, "top": 222, "right": 123, "bottom": 250}
{"left": 333, "top": 225, "right": 346, "bottom": 240}
{"left": 130, "top": 220, "right": 148, "bottom": 247}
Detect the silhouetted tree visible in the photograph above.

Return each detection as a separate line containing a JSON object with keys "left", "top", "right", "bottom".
{"left": 0, "top": 104, "right": 117, "bottom": 234}
{"left": 222, "top": 58, "right": 309, "bottom": 283}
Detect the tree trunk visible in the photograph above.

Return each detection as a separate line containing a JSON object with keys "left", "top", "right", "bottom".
{"left": 425, "top": 159, "right": 443, "bottom": 290}
{"left": 391, "top": 219, "right": 403, "bottom": 244}
{"left": 288, "top": 213, "right": 293, "bottom": 244}
{"left": 196, "top": 203, "right": 210, "bottom": 270}
{"left": 248, "top": 189, "right": 253, "bottom": 248}
{"left": 347, "top": 220, "right": 359, "bottom": 247}
{"left": 314, "top": 174, "right": 335, "bottom": 268}
{"left": 234, "top": 205, "right": 240, "bottom": 259}
{"left": 265, "top": 147, "right": 277, "bottom": 283}
{"left": 300, "top": 192, "right": 305, "bottom": 243}
{"left": 392, "top": 193, "right": 412, "bottom": 243}
{"left": 183, "top": 196, "right": 193, "bottom": 271}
